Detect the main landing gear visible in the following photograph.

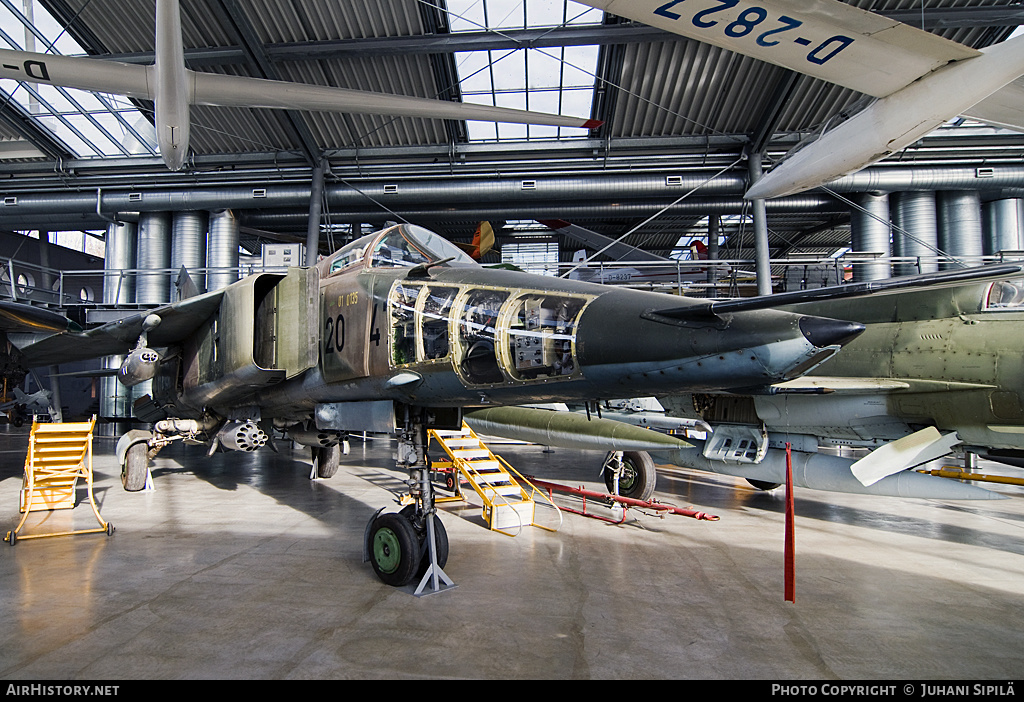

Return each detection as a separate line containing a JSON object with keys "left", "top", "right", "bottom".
{"left": 602, "top": 450, "right": 657, "bottom": 502}
{"left": 365, "top": 408, "right": 454, "bottom": 595}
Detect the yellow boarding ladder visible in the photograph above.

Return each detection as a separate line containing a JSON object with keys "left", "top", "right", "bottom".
{"left": 4, "top": 416, "right": 112, "bottom": 544}
{"left": 429, "top": 423, "right": 560, "bottom": 536}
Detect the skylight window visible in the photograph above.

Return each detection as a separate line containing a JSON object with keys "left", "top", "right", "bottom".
{"left": 447, "top": 0, "right": 603, "bottom": 142}
{"left": 0, "top": 0, "right": 156, "bottom": 160}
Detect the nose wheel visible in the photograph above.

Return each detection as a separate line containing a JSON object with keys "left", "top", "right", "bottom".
{"left": 365, "top": 408, "right": 456, "bottom": 594}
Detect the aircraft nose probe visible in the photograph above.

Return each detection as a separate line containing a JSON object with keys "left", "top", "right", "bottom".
{"left": 798, "top": 317, "right": 866, "bottom": 348}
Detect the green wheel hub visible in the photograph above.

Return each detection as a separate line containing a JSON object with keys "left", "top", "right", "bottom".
{"left": 373, "top": 527, "right": 403, "bottom": 574}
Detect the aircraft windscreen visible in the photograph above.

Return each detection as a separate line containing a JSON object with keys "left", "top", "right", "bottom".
{"left": 985, "top": 279, "right": 1024, "bottom": 310}
{"left": 369, "top": 225, "right": 476, "bottom": 269}
{"left": 327, "top": 234, "right": 375, "bottom": 274}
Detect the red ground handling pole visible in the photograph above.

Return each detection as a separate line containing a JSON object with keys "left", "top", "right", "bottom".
{"left": 785, "top": 441, "right": 796, "bottom": 603}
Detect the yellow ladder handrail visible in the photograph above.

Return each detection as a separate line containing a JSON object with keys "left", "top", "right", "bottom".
{"left": 451, "top": 453, "right": 528, "bottom": 537}
{"left": 495, "top": 454, "right": 562, "bottom": 533}
{"left": 429, "top": 424, "right": 557, "bottom": 536}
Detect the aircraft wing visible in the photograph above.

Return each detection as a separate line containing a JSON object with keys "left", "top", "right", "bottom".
{"left": 0, "top": 49, "right": 598, "bottom": 131}
{"left": 17, "top": 288, "right": 226, "bottom": 367}
{"left": 962, "top": 77, "right": 1024, "bottom": 132}
{"left": 653, "top": 263, "right": 1024, "bottom": 321}
{"left": 189, "top": 73, "right": 599, "bottom": 129}
{"left": 0, "top": 301, "right": 82, "bottom": 334}
{"left": 578, "top": 0, "right": 979, "bottom": 98}
{"left": 770, "top": 377, "right": 996, "bottom": 395}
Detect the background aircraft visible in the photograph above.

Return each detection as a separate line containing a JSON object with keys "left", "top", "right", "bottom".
{"left": 577, "top": 0, "right": 1024, "bottom": 199}
{"left": 0, "top": 0, "right": 598, "bottom": 170}
{"left": 653, "top": 270, "right": 1024, "bottom": 500}
{"left": 10, "top": 222, "right": 865, "bottom": 589}
{"left": 541, "top": 219, "right": 731, "bottom": 288}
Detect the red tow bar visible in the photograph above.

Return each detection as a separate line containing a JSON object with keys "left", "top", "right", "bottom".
{"left": 524, "top": 476, "right": 719, "bottom": 523}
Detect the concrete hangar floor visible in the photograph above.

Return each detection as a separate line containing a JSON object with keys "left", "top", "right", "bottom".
{"left": 1, "top": 422, "right": 1023, "bottom": 681}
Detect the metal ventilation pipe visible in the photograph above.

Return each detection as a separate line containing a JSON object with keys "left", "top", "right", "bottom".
{"left": 207, "top": 209, "right": 240, "bottom": 291}
{"left": 891, "top": 191, "right": 939, "bottom": 276}
{"left": 849, "top": 192, "right": 891, "bottom": 282}
{"left": 170, "top": 211, "right": 207, "bottom": 299}
{"left": 936, "top": 191, "right": 984, "bottom": 270}
{"left": 103, "top": 220, "right": 136, "bottom": 419}
{"left": 136, "top": 211, "right": 171, "bottom": 304}
{"left": 982, "top": 199, "right": 1024, "bottom": 255}
{"left": 103, "top": 220, "right": 137, "bottom": 305}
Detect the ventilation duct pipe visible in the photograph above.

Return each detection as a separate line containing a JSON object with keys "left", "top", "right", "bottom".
{"left": 238, "top": 197, "right": 843, "bottom": 232}
{"left": 103, "top": 220, "right": 136, "bottom": 419}
{"left": 2, "top": 166, "right": 1024, "bottom": 220}
{"left": 891, "top": 192, "right": 939, "bottom": 276}
{"left": 849, "top": 193, "right": 891, "bottom": 282}
{"left": 136, "top": 211, "right": 171, "bottom": 304}
{"left": 982, "top": 199, "right": 1024, "bottom": 255}
{"left": 170, "top": 211, "right": 207, "bottom": 299}
{"left": 825, "top": 166, "right": 1024, "bottom": 193}
{"left": 207, "top": 209, "right": 240, "bottom": 291}
{"left": 104, "top": 220, "right": 136, "bottom": 305}
{"left": 936, "top": 191, "right": 984, "bottom": 270}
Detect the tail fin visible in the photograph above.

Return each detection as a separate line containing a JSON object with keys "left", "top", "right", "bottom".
{"left": 455, "top": 221, "right": 495, "bottom": 260}
{"left": 688, "top": 240, "right": 708, "bottom": 260}
{"left": 174, "top": 267, "right": 201, "bottom": 300}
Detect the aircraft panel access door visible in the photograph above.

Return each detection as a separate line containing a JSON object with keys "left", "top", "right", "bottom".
{"left": 321, "top": 275, "right": 377, "bottom": 382}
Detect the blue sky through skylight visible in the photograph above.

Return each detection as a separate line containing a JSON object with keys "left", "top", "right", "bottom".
{"left": 0, "top": 0, "right": 155, "bottom": 160}
{"left": 446, "top": 0, "right": 602, "bottom": 142}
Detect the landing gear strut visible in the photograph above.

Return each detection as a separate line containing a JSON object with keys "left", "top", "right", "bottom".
{"left": 365, "top": 408, "right": 454, "bottom": 594}
{"left": 603, "top": 450, "right": 657, "bottom": 502}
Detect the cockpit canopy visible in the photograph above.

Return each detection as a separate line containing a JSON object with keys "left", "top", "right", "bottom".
{"left": 322, "top": 224, "right": 478, "bottom": 276}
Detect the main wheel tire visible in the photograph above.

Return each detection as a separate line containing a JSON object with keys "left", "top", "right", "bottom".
{"left": 746, "top": 479, "right": 782, "bottom": 491}
{"left": 604, "top": 450, "right": 657, "bottom": 502}
{"left": 314, "top": 444, "right": 341, "bottom": 479}
{"left": 368, "top": 512, "right": 422, "bottom": 587}
{"left": 122, "top": 443, "right": 149, "bottom": 492}
{"left": 399, "top": 505, "right": 449, "bottom": 577}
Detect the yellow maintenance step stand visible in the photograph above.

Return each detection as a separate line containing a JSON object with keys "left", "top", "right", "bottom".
{"left": 429, "top": 423, "right": 560, "bottom": 536}
{"left": 4, "top": 416, "right": 113, "bottom": 545}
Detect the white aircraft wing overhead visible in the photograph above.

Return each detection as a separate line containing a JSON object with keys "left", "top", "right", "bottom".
{"left": 0, "top": 50, "right": 152, "bottom": 98}
{"left": 579, "top": 0, "right": 979, "bottom": 97}
{"left": 961, "top": 77, "right": 1024, "bottom": 133}
{"left": 190, "top": 73, "right": 599, "bottom": 129}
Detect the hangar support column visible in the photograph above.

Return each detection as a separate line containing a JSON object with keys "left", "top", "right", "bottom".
{"left": 746, "top": 155, "right": 772, "bottom": 296}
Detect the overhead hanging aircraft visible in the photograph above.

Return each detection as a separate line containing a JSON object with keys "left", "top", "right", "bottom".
{"left": 0, "top": 0, "right": 599, "bottom": 171}
{"left": 8, "top": 222, "right": 870, "bottom": 589}
{"left": 650, "top": 268, "right": 1024, "bottom": 500}
{"left": 577, "top": 0, "right": 1024, "bottom": 199}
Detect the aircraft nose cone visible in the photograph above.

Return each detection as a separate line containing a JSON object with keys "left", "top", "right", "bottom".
{"left": 798, "top": 316, "right": 865, "bottom": 348}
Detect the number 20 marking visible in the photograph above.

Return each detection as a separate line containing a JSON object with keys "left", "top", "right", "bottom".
{"left": 324, "top": 314, "right": 345, "bottom": 353}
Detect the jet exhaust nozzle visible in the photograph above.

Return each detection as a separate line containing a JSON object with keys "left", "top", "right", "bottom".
{"left": 799, "top": 316, "right": 866, "bottom": 348}
{"left": 217, "top": 421, "right": 268, "bottom": 452}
